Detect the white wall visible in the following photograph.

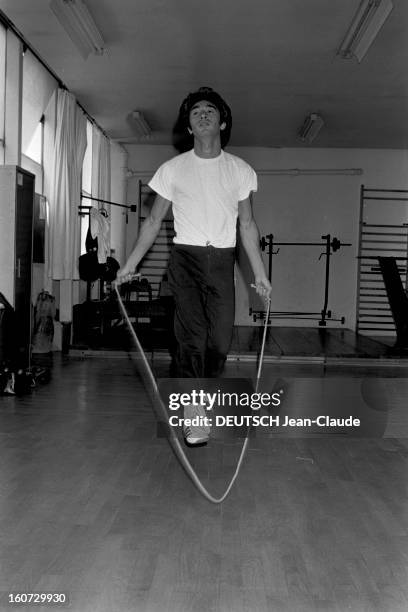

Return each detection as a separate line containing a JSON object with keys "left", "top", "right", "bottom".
{"left": 125, "top": 144, "right": 408, "bottom": 330}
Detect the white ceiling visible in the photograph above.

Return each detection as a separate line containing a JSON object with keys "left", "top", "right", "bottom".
{"left": 1, "top": 0, "right": 408, "bottom": 149}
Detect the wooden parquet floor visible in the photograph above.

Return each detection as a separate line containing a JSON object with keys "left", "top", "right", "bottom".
{"left": 0, "top": 355, "right": 407, "bottom": 611}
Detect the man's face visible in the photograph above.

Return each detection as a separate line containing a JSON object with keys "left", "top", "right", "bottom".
{"left": 188, "top": 100, "right": 226, "bottom": 137}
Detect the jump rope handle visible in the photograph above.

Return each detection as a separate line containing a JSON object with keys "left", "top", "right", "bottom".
{"left": 250, "top": 284, "right": 271, "bottom": 386}
{"left": 250, "top": 283, "right": 272, "bottom": 303}
{"left": 114, "top": 272, "right": 142, "bottom": 286}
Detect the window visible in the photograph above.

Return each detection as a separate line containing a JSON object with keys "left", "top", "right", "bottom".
{"left": 22, "top": 50, "right": 56, "bottom": 160}
{"left": 25, "top": 119, "right": 43, "bottom": 164}
{"left": 21, "top": 118, "right": 44, "bottom": 193}
{"left": 21, "top": 50, "right": 57, "bottom": 194}
{"left": 82, "top": 120, "right": 93, "bottom": 194}
{"left": 80, "top": 120, "right": 93, "bottom": 253}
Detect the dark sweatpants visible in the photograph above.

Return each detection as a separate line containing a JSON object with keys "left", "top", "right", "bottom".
{"left": 168, "top": 244, "right": 235, "bottom": 378}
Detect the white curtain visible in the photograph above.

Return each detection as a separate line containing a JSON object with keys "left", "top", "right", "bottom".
{"left": 48, "top": 89, "right": 87, "bottom": 280}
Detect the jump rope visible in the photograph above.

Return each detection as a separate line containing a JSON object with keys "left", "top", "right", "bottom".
{"left": 114, "top": 279, "right": 271, "bottom": 504}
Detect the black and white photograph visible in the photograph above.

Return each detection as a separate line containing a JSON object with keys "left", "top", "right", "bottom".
{"left": 0, "top": 1, "right": 408, "bottom": 611}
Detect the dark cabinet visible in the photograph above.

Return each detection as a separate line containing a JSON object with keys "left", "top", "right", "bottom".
{"left": 0, "top": 166, "right": 35, "bottom": 367}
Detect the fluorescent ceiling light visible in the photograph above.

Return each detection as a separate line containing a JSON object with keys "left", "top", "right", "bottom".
{"left": 297, "top": 113, "right": 324, "bottom": 144}
{"left": 337, "top": 0, "right": 393, "bottom": 62}
{"left": 131, "top": 111, "right": 152, "bottom": 138}
{"left": 50, "top": 0, "right": 105, "bottom": 60}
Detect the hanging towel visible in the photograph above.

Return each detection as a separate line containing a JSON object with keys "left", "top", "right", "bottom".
{"left": 90, "top": 207, "right": 110, "bottom": 263}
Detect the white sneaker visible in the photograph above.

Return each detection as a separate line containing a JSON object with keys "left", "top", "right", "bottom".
{"left": 183, "top": 403, "right": 211, "bottom": 445}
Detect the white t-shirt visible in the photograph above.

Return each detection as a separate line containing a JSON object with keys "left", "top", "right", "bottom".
{"left": 148, "top": 149, "right": 257, "bottom": 248}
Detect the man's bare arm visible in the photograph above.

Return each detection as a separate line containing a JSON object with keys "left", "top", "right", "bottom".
{"left": 116, "top": 195, "right": 171, "bottom": 284}
{"left": 238, "top": 196, "right": 272, "bottom": 298}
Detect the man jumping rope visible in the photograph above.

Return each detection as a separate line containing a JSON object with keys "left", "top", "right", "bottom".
{"left": 116, "top": 86, "right": 271, "bottom": 445}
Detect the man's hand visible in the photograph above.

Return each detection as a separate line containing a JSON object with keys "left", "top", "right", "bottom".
{"left": 252, "top": 276, "right": 272, "bottom": 299}
{"left": 114, "top": 268, "right": 140, "bottom": 286}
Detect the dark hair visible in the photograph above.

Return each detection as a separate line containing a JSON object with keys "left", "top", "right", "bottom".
{"left": 172, "top": 86, "right": 232, "bottom": 153}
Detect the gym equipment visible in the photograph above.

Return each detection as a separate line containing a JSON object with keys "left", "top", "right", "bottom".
{"left": 356, "top": 186, "right": 408, "bottom": 334}
{"left": 79, "top": 193, "right": 137, "bottom": 223}
{"left": 250, "top": 233, "right": 350, "bottom": 326}
{"left": 377, "top": 257, "right": 408, "bottom": 348}
{"left": 115, "top": 280, "right": 271, "bottom": 504}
